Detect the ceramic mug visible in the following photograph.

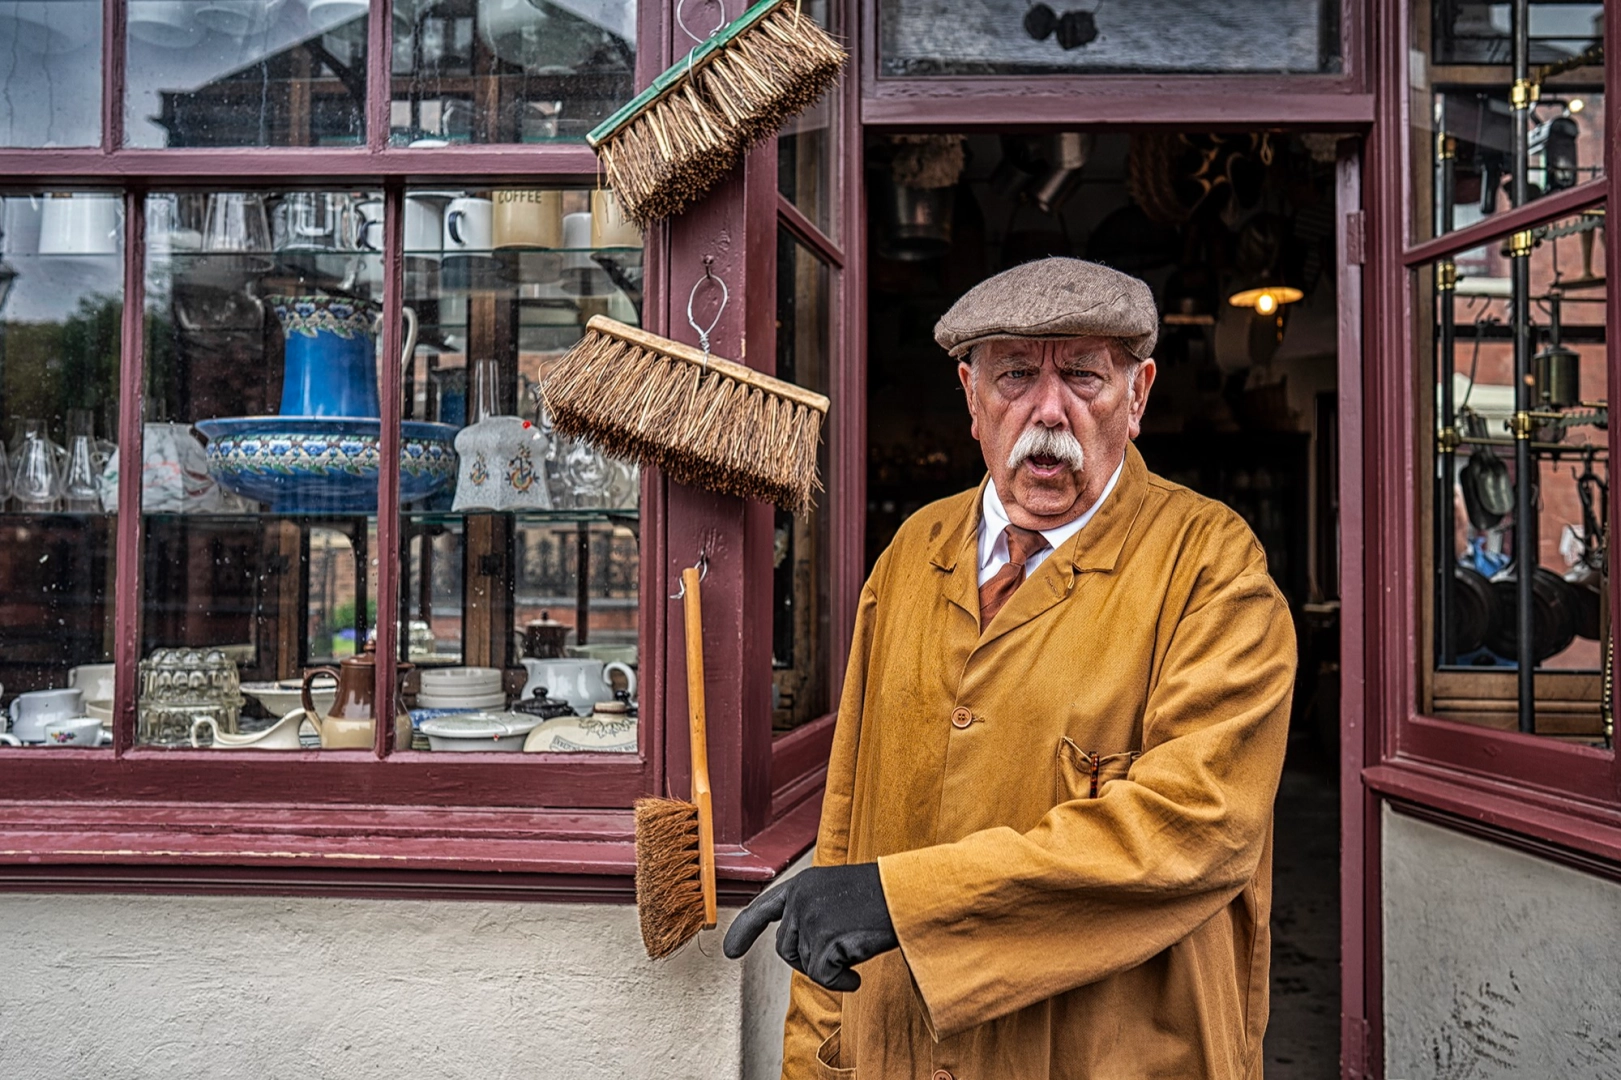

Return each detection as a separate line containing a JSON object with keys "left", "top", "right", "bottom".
{"left": 38, "top": 193, "right": 120, "bottom": 256}
{"left": 492, "top": 189, "right": 562, "bottom": 249}
{"left": 356, "top": 197, "right": 441, "bottom": 257}
{"left": 443, "top": 197, "right": 493, "bottom": 254}
{"left": 43, "top": 716, "right": 103, "bottom": 747}
{"left": 68, "top": 663, "right": 115, "bottom": 703}
{"left": 128, "top": 1, "right": 206, "bottom": 47}
{"left": 9, "top": 688, "right": 85, "bottom": 743}
{"left": 590, "top": 189, "right": 641, "bottom": 248}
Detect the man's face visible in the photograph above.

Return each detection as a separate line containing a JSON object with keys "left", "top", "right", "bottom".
{"left": 958, "top": 336, "right": 1156, "bottom": 530}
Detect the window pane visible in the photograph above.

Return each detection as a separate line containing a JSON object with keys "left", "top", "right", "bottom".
{"left": 879, "top": 0, "right": 1341, "bottom": 77}
{"left": 1411, "top": 1, "right": 1605, "bottom": 241}
{"left": 0, "top": 0, "right": 102, "bottom": 146}
{"left": 0, "top": 191, "right": 121, "bottom": 749}
{"left": 391, "top": 0, "right": 635, "bottom": 145}
{"left": 773, "top": 225, "right": 832, "bottom": 732}
{"left": 141, "top": 187, "right": 387, "bottom": 749}
{"left": 126, "top": 1, "right": 367, "bottom": 148}
{"left": 399, "top": 185, "right": 643, "bottom": 755}
{"left": 778, "top": 0, "right": 836, "bottom": 239}
{"left": 1421, "top": 206, "right": 1613, "bottom": 743}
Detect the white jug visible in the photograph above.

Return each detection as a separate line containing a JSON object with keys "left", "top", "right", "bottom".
{"left": 519, "top": 657, "right": 635, "bottom": 715}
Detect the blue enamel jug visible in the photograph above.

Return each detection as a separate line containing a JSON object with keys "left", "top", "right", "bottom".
{"left": 270, "top": 295, "right": 381, "bottom": 417}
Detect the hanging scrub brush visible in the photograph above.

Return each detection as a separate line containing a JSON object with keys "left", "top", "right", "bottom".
{"left": 635, "top": 562, "right": 717, "bottom": 959}
{"left": 587, "top": 0, "right": 847, "bottom": 228}
{"left": 541, "top": 266, "right": 829, "bottom": 512}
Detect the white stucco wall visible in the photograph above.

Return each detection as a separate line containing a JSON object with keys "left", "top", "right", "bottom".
{"left": 0, "top": 855, "right": 809, "bottom": 1080}
{"left": 1382, "top": 807, "right": 1621, "bottom": 1079}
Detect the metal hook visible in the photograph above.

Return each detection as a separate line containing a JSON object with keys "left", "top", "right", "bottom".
{"left": 669, "top": 550, "right": 711, "bottom": 599}
{"left": 677, "top": 0, "right": 727, "bottom": 80}
{"left": 686, "top": 260, "right": 728, "bottom": 362}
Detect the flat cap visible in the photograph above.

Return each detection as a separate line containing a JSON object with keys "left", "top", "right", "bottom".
{"left": 933, "top": 258, "right": 1158, "bottom": 360}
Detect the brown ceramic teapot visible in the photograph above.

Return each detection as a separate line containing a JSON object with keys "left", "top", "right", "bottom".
{"left": 301, "top": 640, "right": 412, "bottom": 750}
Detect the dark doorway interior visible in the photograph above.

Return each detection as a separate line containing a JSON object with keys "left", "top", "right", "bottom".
{"left": 863, "top": 129, "right": 1344, "bottom": 1077}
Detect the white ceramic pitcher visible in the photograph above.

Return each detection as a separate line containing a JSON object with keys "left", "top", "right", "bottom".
{"left": 519, "top": 657, "right": 635, "bottom": 715}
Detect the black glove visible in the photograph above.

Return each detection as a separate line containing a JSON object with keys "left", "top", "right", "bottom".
{"left": 722, "top": 863, "right": 899, "bottom": 992}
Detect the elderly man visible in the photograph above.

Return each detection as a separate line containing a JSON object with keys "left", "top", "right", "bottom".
{"left": 724, "top": 258, "right": 1296, "bottom": 1079}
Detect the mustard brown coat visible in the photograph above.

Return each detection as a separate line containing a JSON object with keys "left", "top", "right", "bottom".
{"left": 782, "top": 444, "right": 1296, "bottom": 1079}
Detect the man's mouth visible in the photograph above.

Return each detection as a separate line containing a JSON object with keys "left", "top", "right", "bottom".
{"left": 1023, "top": 454, "right": 1067, "bottom": 478}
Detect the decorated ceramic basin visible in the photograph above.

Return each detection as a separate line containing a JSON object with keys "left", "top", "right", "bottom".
{"left": 195, "top": 416, "right": 457, "bottom": 513}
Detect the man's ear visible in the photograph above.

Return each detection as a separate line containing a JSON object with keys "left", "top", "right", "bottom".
{"left": 957, "top": 360, "right": 981, "bottom": 442}
{"left": 1127, "top": 358, "right": 1157, "bottom": 440}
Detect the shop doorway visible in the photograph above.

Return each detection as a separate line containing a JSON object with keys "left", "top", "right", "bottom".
{"left": 862, "top": 130, "right": 1347, "bottom": 1079}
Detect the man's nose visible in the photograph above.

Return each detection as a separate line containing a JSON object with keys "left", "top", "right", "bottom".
{"left": 1030, "top": 368, "right": 1069, "bottom": 426}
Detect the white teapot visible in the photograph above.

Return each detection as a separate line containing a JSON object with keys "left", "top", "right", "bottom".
{"left": 519, "top": 657, "right": 634, "bottom": 716}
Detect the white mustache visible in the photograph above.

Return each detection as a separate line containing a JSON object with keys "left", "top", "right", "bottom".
{"left": 1007, "top": 426, "right": 1085, "bottom": 472}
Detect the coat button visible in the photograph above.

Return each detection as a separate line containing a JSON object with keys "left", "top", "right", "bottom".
{"left": 933, "top": 1071, "right": 955, "bottom": 1080}
{"left": 950, "top": 708, "right": 971, "bottom": 729}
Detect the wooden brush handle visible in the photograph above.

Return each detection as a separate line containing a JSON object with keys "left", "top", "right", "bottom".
{"left": 683, "top": 566, "right": 718, "bottom": 930}
{"left": 586, "top": 315, "right": 831, "bottom": 415}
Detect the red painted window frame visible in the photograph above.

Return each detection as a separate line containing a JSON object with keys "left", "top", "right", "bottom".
{"left": 0, "top": 0, "right": 835, "bottom": 895}
{"left": 1358, "top": 0, "right": 1621, "bottom": 869}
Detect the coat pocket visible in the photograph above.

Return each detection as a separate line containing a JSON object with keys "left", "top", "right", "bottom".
{"left": 815, "top": 1029, "right": 856, "bottom": 1078}
{"left": 1055, "top": 737, "right": 1139, "bottom": 802}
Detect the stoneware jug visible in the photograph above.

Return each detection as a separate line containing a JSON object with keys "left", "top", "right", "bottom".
{"left": 191, "top": 708, "right": 306, "bottom": 750}
{"left": 301, "top": 641, "right": 412, "bottom": 750}
{"left": 519, "top": 657, "right": 634, "bottom": 716}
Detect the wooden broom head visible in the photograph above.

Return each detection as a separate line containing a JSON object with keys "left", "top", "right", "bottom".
{"left": 542, "top": 317, "right": 829, "bottom": 513}
{"left": 635, "top": 796, "right": 707, "bottom": 960}
{"left": 593, "top": 1, "right": 847, "bottom": 227}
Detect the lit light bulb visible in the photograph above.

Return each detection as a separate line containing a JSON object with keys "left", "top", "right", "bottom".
{"left": 1255, "top": 291, "right": 1278, "bottom": 315}
{"left": 1569, "top": 98, "right": 1585, "bottom": 113}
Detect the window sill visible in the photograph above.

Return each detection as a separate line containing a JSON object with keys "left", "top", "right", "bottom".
{"left": 1365, "top": 757, "right": 1621, "bottom": 868}
{"left": 0, "top": 787, "right": 823, "bottom": 902}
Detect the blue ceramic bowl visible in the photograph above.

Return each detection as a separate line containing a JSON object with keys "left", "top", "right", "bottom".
{"left": 195, "top": 416, "right": 458, "bottom": 514}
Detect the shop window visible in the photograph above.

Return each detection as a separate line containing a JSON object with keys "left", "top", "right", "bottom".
{"left": 392, "top": 0, "right": 636, "bottom": 144}
{"left": 778, "top": 0, "right": 837, "bottom": 239}
{"left": 1410, "top": 0, "right": 1605, "bottom": 242}
{"left": 397, "top": 185, "right": 642, "bottom": 753}
{"left": 877, "top": 0, "right": 1342, "bottom": 78}
{"left": 773, "top": 225, "right": 833, "bottom": 732}
{"left": 0, "top": 0, "right": 101, "bottom": 147}
{"left": 126, "top": 1, "right": 368, "bottom": 148}
{"left": 1419, "top": 206, "right": 1612, "bottom": 742}
{"left": 0, "top": 191, "right": 121, "bottom": 747}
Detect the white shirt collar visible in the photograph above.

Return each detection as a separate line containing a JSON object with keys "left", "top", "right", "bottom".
{"left": 978, "top": 454, "right": 1126, "bottom": 574}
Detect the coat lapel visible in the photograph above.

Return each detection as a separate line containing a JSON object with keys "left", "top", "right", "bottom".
{"left": 928, "top": 478, "right": 987, "bottom": 624}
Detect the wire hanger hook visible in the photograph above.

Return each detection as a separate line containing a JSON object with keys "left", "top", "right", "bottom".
{"left": 669, "top": 549, "right": 711, "bottom": 600}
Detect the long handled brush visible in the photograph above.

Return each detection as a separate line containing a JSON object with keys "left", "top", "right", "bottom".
{"left": 588, "top": 0, "right": 846, "bottom": 227}
{"left": 635, "top": 565, "right": 717, "bottom": 959}
{"left": 542, "top": 314, "right": 829, "bottom": 512}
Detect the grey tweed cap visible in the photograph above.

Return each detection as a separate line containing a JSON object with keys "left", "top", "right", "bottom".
{"left": 933, "top": 258, "right": 1158, "bottom": 360}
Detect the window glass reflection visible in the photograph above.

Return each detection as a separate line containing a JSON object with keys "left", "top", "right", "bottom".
{"left": 772, "top": 226, "right": 832, "bottom": 732}
{"left": 1423, "top": 208, "right": 1611, "bottom": 740}
{"left": 141, "top": 187, "right": 390, "bottom": 749}
{"left": 0, "top": 0, "right": 102, "bottom": 146}
{"left": 1411, "top": 0, "right": 1605, "bottom": 240}
{"left": 126, "top": 0, "right": 368, "bottom": 148}
{"left": 880, "top": 0, "right": 1341, "bottom": 77}
{"left": 401, "top": 185, "right": 642, "bottom": 754}
{"left": 778, "top": 0, "right": 836, "bottom": 239}
{"left": 0, "top": 191, "right": 122, "bottom": 750}
{"left": 392, "top": 0, "right": 635, "bottom": 144}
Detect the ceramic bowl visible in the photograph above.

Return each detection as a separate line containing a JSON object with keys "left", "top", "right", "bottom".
{"left": 418, "top": 667, "right": 503, "bottom": 696}
{"left": 241, "top": 677, "right": 337, "bottom": 718}
{"left": 522, "top": 709, "right": 637, "bottom": 753}
{"left": 419, "top": 711, "right": 541, "bottom": 751}
{"left": 415, "top": 691, "right": 507, "bottom": 711}
{"left": 195, "top": 417, "right": 457, "bottom": 513}
{"left": 85, "top": 698, "right": 113, "bottom": 728}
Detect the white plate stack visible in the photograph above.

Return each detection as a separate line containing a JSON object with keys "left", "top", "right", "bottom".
{"left": 417, "top": 667, "right": 506, "bottom": 711}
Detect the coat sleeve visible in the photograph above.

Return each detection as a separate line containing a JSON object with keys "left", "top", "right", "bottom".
{"left": 780, "top": 572, "right": 883, "bottom": 1078}
{"left": 876, "top": 534, "right": 1295, "bottom": 1040}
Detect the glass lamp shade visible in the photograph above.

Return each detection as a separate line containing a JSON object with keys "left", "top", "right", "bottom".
{"left": 1227, "top": 285, "right": 1303, "bottom": 315}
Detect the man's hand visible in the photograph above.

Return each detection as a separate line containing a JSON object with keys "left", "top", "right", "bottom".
{"left": 721, "top": 863, "right": 899, "bottom": 991}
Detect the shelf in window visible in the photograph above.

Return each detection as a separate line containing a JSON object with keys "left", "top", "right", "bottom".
{"left": 405, "top": 508, "right": 638, "bottom": 527}
{"left": 0, "top": 509, "right": 115, "bottom": 520}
